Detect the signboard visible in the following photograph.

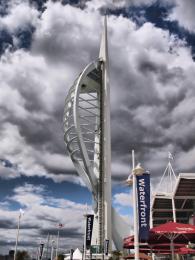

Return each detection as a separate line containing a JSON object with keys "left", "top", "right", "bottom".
{"left": 104, "top": 239, "right": 109, "bottom": 255}
{"left": 85, "top": 214, "right": 94, "bottom": 249}
{"left": 91, "top": 245, "right": 102, "bottom": 254}
{"left": 39, "top": 243, "right": 44, "bottom": 260}
{"left": 136, "top": 173, "right": 150, "bottom": 240}
{"left": 70, "top": 249, "right": 74, "bottom": 260}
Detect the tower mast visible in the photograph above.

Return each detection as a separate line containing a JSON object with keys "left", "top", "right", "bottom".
{"left": 99, "top": 16, "right": 112, "bottom": 250}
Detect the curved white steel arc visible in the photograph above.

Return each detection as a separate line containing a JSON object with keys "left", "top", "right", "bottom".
{"left": 64, "top": 59, "right": 101, "bottom": 202}
{"left": 73, "top": 60, "right": 100, "bottom": 198}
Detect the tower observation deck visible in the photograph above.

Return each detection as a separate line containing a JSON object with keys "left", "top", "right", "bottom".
{"left": 63, "top": 17, "right": 128, "bottom": 252}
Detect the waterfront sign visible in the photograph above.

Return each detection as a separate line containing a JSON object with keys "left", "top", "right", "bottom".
{"left": 70, "top": 249, "right": 74, "bottom": 260}
{"left": 136, "top": 173, "right": 150, "bottom": 240}
{"left": 39, "top": 243, "right": 44, "bottom": 260}
{"left": 104, "top": 239, "right": 109, "bottom": 255}
{"left": 85, "top": 214, "right": 94, "bottom": 249}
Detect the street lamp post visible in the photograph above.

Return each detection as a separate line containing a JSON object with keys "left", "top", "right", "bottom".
{"left": 45, "top": 233, "right": 50, "bottom": 260}
{"left": 56, "top": 224, "right": 64, "bottom": 259}
{"left": 51, "top": 240, "right": 55, "bottom": 260}
{"left": 14, "top": 209, "right": 24, "bottom": 260}
{"left": 126, "top": 151, "right": 144, "bottom": 260}
{"left": 96, "top": 239, "right": 98, "bottom": 260}
{"left": 83, "top": 204, "right": 89, "bottom": 260}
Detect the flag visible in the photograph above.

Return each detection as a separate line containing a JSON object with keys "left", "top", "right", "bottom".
{"left": 39, "top": 243, "right": 44, "bottom": 260}
{"left": 19, "top": 209, "right": 25, "bottom": 215}
{"left": 58, "top": 223, "right": 64, "bottom": 228}
{"left": 168, "top": 152, "right": 173, "bottom": 160}
{"left": 70, "top": 249, "right": 74, "bottom": 260}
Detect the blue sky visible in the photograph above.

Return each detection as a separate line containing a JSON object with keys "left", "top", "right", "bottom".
{"left": 0, "top": 0, "right": 195, "bottom": 255}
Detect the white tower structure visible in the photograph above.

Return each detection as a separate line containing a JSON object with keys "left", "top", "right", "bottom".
{"left": 63, "top": 17, "right": 128, "bottom": 251}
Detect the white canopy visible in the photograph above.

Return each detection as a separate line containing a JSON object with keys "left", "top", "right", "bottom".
{"left": 65, "top": 248, "right": 82, "bottom": 260}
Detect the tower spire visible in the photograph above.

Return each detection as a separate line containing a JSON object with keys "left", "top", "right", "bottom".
{"left": 98, "top": 14, "right": 112, "bottom": 250}
{"left": 99, "top": 16, "right": 108, "bottom": 63}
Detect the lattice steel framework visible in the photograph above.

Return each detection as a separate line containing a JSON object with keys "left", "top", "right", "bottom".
{"left": 64, "top": 60, "right": 101, "bottom": 198}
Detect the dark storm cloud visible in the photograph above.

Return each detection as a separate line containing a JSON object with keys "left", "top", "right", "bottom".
{"left": 5, "top": 93, "right": 66, "bottom": 155}
{"left": 0, "top": 240, "right": 15, "bottom": 246}
{"left": 35, "top": 214, "right": 58, "bottom": 223}
{"left": 29, "top": 0, "right": 47, "bottom": 11}
{"left": 0, "top": 0, "right": 9, "bottom": 16}
{"left": 110, "top": 106, "right": 168, "bottom": 162}
{"left": 0, "top": 239, "right": 37, "bottom": 247}
{"left": 13, "top": 117, "right": 64, "bottom": 154}
{"left": 0, "top": 220, "right": 39, "bottom": 229}
{"left": 0, "top": 29, "right": 13, "bottom": 54}
{"left": 138, "top": 59, "right": 160, "bottom": 73}
{"left": 40, "top": 227, "right": 82, "bottom": 238}
{"left": 0, "top": 220, "right": 15, "bottom": 229}
{"left": 42, "top": 166, "right": 77, "bottom": 176}
{"left": 138, "top": 59, "right": 185, "bottom": 89}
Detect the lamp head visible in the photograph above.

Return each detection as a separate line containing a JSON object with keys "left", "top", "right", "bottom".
{"left": 133, "top": 163, "right": 144, "bottom": 176}
{"left": 126, "top": 175, "right": 133, "bottom": 186}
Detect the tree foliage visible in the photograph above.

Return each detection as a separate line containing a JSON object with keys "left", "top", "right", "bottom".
{"left": 111, "top": 250, "right": 122, "bottom": 260}
{"left": 57, "top": 254, "right": 64, "bottom": 260}
{"left": 16, "top": 250, "right": 30, "bottom": 260}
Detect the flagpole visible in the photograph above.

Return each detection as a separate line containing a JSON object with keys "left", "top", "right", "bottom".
{"left": 37, "top": 245, "right": 40, "bottom": 260}
{"left": 170, "top": 239, "right": 174, "bottom": 260}
{"left": 14, "top": 213, "right": 21, "bottom": 260}
{"left": 83, "top": 204, "right": 88, "bottom": 260}
{"left": 51, "top": 240, "right": 55, "bottom": 260}
{"left": 132, "top": 152, "right": 139, "bottom": 260}
{"left": 14, "top": 210, "right": 24, "bottom": 260}
{"left": 96, "top": 239, "right": 97, "bottom": 260}
{"left": 45, "top": 233, "right": 50, "bottom": 260}
{"left": 56, "top": 228, "right": 60, "bottom": 259}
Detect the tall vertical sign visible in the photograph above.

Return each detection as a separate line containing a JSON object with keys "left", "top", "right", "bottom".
{"left": 85, "top": 214, "right": 94, "bottom": 249}
{"left": 136, "top": 173, "right": 150, "bottom": 241}
{"left": 104, "top": 239, "right": 109, "bottom": 256}
{"left": 39, "top": 243, "right": 44, "bottom": 260}
{"left": 70, "top": 249, "right": 74, "bottom": 260}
